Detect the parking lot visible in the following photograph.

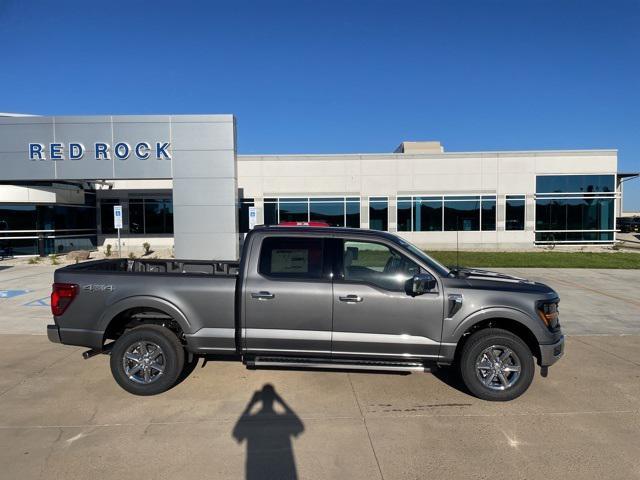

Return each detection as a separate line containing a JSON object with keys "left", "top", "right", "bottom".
{"left": 1, "top": 263, "right": 639, "bottom": 479}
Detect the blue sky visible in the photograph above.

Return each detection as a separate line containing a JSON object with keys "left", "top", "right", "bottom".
{"left": 1, "top": 0, "right": 638, "bottom": 209}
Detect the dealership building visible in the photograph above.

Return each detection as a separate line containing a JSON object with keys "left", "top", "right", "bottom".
{"left": 0, "top": 114, "right": 634, "bottom": 260}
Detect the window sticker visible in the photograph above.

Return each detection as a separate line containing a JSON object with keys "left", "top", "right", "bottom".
{"left": 271, "top": 249, "right": 309, "bottom": 273}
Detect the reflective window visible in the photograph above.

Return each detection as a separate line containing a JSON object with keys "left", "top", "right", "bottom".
{"left": 369, "top": 197, "right": 388, "bottom": 231}
{"left": 264, "top": 199, "right": 278, "bottom": 226}
{"left": 0, "top": 205, "right": 37, "bottom": 231}
{"left": 259, "top": 236, "right": 324, "bottom": 279}
{"left": 310, "top": 197, "right": 345, "bottom": 226}
{"left": 341, "top": 240, "right": 420, "bottom": 291}
{"left": 397, "top": 197, "right": 412, "bottom": 231}
{"left": 413, "top": 197, "right": 442, "bottom": 231}
{"left": 481, "top": 196, "right": 496, "bottom": 231}
{"left": 536, "top": 198, "right": 614, "bottom": 232}
{"left": 128, "top": 197, "right": 173, "bottom": 234}
{"left": 346, "top": 197, "right": 360, "bottom": 228}
{"left": 536, "top": 175, "right": 615, "bottom": 194}
{"left": 444, "top": 196, "right": 480, "bottom": 231}
{"left": 265, "top": 197, "right": 361, "bottom": 227}
{"left": 99, "top": 200, "right": 120, "bottom": 234}
{"left": 279, "top": 198, "right": 308, "bottom": 223}
{"left": 505, "top": 195, "right": 525, "bottom": 231}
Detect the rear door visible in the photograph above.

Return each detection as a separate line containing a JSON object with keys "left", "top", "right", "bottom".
{"left": 243, "top": 234, "right": 333, "bottom": 356}
{"left": 331, "top": 238, "right": 444, "bottom": 360}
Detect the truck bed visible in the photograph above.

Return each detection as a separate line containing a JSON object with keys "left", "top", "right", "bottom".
{"left": 65, "top": 258, "right": 240, "bottom": 276}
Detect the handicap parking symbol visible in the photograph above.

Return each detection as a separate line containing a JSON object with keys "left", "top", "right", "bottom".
{"left": 0, "top": 289, "right": 31, "bottom": 299}
{"left": 23, "top": 297, "right": 50, "bottom": 307}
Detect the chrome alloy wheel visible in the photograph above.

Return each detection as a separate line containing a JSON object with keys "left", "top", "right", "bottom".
{"left": 475, "top": 345, "right": 522, "bottom": 391}
{"left": 122, "top": 341, "right": 165, "bottom": 385}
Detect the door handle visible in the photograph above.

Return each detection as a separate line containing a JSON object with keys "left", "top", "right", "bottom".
{"left": 251, "top": 291, "right": 275, "bottom": 300}
{"left": 339, "top": 294, "right": 363, "bottom": 303}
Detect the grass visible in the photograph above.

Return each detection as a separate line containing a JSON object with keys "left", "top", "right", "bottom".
{"left": 427, "top": 250, "right": 640, "bottom": 269}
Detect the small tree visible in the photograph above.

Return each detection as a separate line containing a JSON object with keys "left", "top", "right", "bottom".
{"left": 142, "top": 242, "right": 151, "bottom": 255}
{"left": 105, "top": 244, "right": 112, "bottom": 257}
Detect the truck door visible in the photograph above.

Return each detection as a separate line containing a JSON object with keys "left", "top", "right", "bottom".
{"left": 243, "top": 235, "right": 333, "bottom": 356}
{"left": 331, "top": 238, "right": 444, "bottom": 359}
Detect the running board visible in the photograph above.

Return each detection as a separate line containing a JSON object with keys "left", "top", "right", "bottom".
{"left": 246, "top": 356, "right": 429, "bottom": 373}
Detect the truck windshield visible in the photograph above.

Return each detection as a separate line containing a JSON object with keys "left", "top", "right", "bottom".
{"left": 395, "top": 238, "right": 451, "bottom": 277}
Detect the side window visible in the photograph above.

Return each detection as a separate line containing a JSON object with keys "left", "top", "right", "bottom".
{"left": 342, "top": 240, "right": 420, "bottom": 291}
{"left": 259, "top": 237, "right": 324, "bottom": 279}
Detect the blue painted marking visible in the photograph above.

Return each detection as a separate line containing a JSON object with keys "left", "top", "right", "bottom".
{"left": 23, "top": 297, "right": 50, "bottom": 307}
{"left": 0, "top": 289, "right": 31, "bottom": 299}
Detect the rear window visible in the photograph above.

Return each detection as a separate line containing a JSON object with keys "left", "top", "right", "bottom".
{"left": 258, "top": 237, "right": 324, "bottom": 279}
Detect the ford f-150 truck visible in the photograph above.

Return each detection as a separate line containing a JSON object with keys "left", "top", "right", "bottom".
{"left": 47, "top": 226, "right": 564, "bottom": 401}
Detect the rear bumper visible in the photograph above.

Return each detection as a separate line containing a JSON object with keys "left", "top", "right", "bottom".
{"left": 47, "top": 325, "right": 61, "bottom": 344}
{"left": 539, "top": 335, "right": 565, "bottom": 367}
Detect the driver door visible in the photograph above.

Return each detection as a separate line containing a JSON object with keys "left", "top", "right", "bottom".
{"left": 331, "top": 238, "right": 444, "bottom": 359}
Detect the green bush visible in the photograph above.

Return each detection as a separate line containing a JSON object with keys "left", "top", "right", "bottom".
{"left": 28, "top": 257, "right": 40, "bottom": 264}
{"left": 142, "top": 242, "right": 151, "bottom": 255}
{"left": 50, "top": 254, "right": 60, "bottom": 266}
{"left": 105, "top": 244, "right": 112, "bottom": 257}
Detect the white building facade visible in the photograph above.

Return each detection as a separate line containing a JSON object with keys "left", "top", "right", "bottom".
{"left": 0, "top": 114, "right": 629, "bottom": 258}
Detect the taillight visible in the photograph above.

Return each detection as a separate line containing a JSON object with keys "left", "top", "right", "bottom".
{"left": 51, "top": 283, "right": 78, "bottom": 316}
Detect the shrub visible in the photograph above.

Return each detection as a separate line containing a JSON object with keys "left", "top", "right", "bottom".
{"left": 128, "top": 252, "right": 137, "bottom": 260}
{"left": 50, "top": 254, "right": 60, "bottom": 266}
{"left": 28, "top": 257, "right": 40, "bottom": 264}
{"left": 142, "top": 242, "right": 151, "bottom": 255}
{"left": 105, "top": 244, "right": 112, "bottom": 257}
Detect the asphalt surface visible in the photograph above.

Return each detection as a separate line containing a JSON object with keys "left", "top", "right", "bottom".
{"left": 1, "top": 263, "right": 639, "bottom": 479}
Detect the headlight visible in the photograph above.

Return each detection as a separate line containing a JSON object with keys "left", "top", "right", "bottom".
{"left": 537, "top": 301, "right": 560, "bottom": 329}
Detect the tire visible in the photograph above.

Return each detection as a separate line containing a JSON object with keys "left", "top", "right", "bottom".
{"left": 110, "top": 324, "right": 185, "bottom": 396}
{"left": 459, "top": 328, "right": 535, "bottom": 401}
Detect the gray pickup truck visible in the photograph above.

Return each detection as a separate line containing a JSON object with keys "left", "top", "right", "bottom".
{"left": 47, "top": 226, "right": 564, "bottom": 401}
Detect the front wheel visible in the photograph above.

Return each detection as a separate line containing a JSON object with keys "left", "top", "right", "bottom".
{"left": 110, "top": 325, "right": 185, "bottom": 396}
{"left": 459, "top": 328, "right": 535, "bottom": 401}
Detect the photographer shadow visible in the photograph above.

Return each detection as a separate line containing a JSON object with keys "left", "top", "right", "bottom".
{"left": 233, "top": 384, "right": 304, "bottom": 480}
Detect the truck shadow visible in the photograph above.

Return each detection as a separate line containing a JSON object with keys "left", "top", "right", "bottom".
{"left": 232, "top": 384, "right": 304, "bottom": 480}
{"left": 432, "top": 366, "right": 470, "bottom": 396}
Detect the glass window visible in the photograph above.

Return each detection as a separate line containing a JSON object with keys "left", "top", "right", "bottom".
{"left": 505, "top": 195, "right": 525, "bottom": 231}
{"left": 369, "top": 197, "right": 388, "bottom": 231}
{"left": 342, "top": 240, "right": 420, "bottom": 291}
{"left": 444, "top": 196, "right": 480, "bottom": 231}
{"left": 536, "top": 198, "right": 614, "bottom": 232}
{"left": 397, "top": 197, "right": 412, "bottom": 231}
{"left": 0, "top": 205, "right": 38, "bottom": 231}
{"left": 99, "top": 200, "right": 120, "bottom": 234}
{"left": 481, "top": 196, "right": 496, "bottom": 231}
{"left": 345, "top": 198, "right": 360, "bottom": 228}
{"left": 310, "top": 198, "right": 345, "bottom": 226}
{"left": 264, "top": 199, "right": 278, "bottom": 226}
{"left": 413, "top": 197, "right": 442, "bottom": 231}
{"left": 129, "top": 200, "right": 144, "bottom": 234}
{"left": 279, "top": 198, "right": 308, "bottom": 223}
{"left": 536, "top": 175, "right": 615, "bottom": 194}
{"left": 239, "top": 199, "right": 255, "bottom": 233}
{"left": 258, "top": 237, "right": 324, "bottom": 279}
{"left": 144, "top": 199, "right": 173, "bottom": 234}
{"left": 0, "top": 238, "right": 38, "bottom": 256}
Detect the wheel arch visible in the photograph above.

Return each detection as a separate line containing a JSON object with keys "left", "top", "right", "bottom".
{"left": 98, "top": 296, "right": 191, "bottom": 346}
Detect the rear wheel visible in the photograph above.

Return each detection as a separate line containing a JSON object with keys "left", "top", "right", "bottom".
{"left": 459, "top": 328, "right": 535, "bottom": 401}
{"left": 110, "top": 325, "right": 185, "bottom": 396}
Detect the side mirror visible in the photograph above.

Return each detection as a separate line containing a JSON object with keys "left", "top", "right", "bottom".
{"left": 406, "top": 273, "right": 437, "bottom": 296}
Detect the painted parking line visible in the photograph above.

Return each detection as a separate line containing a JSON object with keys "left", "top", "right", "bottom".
{"left": 23, "top": 297, "right": 50, "bottom": 307}
{"left": 0, "top": 289, "right": 31, "bottom": 299}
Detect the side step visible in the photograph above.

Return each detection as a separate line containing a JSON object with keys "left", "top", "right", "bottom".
{"left": 246, "top": 356, "right": 428, "bottom": 373}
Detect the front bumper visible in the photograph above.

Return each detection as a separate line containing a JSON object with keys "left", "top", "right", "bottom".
{"left": 47, "top": 324, "right": 61, "bottom": 344}
{"left": 539, "top": 335, "right": 565, "bottom": 366}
